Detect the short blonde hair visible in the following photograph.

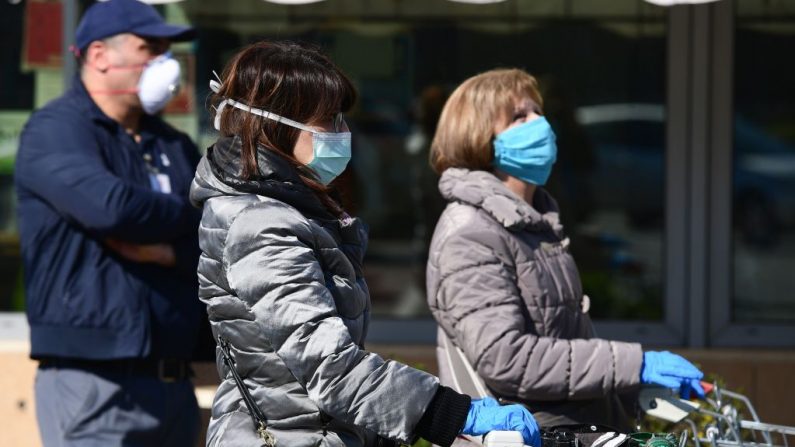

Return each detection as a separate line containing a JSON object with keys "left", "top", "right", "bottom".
{"left": 430, "top": 68, "right": 543, "bottom": 175}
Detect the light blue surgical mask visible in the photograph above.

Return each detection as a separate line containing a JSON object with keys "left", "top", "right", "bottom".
{"left": 210, "top": 80, "right": 351, "bottom": 185}
{"left": 492, "top": 116, "right": 557, "bottom": 186}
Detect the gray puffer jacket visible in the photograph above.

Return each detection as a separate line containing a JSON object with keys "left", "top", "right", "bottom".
{"left": 426, "top": 168, "right": 643, "bottom": 429}
{"left": 191, "top": 136, "right": 446, "bottom": 447}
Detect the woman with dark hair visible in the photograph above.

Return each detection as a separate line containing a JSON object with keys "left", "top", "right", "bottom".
{"left": 191, "top": 42, "right": 541, "bottom": 447}
{"left": 426, "top": 68, "right": 705, "bottom": 433}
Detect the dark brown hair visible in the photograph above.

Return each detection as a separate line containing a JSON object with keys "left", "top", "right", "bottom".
{"left": 430, "top": 68, "right": 543, "bottom": 175}
{"left": 211, "top": 41, "right": 357, "bottom": 217}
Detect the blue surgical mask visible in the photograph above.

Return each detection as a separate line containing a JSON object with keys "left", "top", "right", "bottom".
{"left": 210, "top": 80, "right": 351, "bottom": 185}
{"left": 305, "top": 132, "right": 351, "bottom": 185}
{"left": 492, "top": 116, "right": 557, "bottom": 186}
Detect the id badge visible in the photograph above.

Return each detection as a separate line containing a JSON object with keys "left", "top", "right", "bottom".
{"left": 149, "top": 173, "right": 172, "bottom": 193}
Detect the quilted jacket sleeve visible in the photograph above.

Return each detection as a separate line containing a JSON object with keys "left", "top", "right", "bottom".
{"left": 223, "top": 202, "right": 441, "bottom": 444}
{"left": 432, "top": 228, "right": 643, "bottom": 402}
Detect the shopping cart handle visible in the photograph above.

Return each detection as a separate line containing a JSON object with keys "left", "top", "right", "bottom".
{"left": 483, "top": 431, "right": 528, "bottom": 447}
{"left": 700, "top": 381, "right": 715, "bottom": 394}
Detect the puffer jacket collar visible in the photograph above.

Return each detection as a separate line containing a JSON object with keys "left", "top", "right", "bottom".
{"left": 190, "top": 135, "right": 332, "bottom": 220}
{"left": 438, "top": 168, "right": 563, "bottom": 236}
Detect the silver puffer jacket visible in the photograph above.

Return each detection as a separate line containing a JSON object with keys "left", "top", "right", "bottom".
{"left": 191, "top": 137, "right": 439, "bottom": 446}
{"left": 426, "top": 168, "right": 643, "bottom": 429}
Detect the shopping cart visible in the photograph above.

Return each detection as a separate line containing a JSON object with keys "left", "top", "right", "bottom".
{"left": 484, "top": 382, "right": 795, "bottom": 447}
{"left": 441, "top": 330, "right": 794, "bottom": 447}
{"left": 640, "top": 382, "right": 795, "bottom": 447}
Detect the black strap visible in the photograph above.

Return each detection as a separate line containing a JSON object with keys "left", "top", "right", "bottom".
{"left": 217, "top": 336, "right": 275, "bottom": 445}
{"left": 38, "top": 357, "right": 191, "bottom": 381}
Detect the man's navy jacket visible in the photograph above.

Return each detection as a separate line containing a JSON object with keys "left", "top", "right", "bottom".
{"left": 15, "top": 77, "right": 205, "bottom": 361}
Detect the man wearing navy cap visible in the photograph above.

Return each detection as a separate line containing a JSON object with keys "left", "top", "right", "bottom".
{"left": 15, "top": 1, "right": 207, "bottom": 445}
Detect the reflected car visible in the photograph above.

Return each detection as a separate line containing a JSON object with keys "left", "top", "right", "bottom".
{"left": 576, "top": 103, "right": 795, "bottom": 245}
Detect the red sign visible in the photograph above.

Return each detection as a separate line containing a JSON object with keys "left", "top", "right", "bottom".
{"left": 24, "top": 0, "right": 63, "bottom": 69}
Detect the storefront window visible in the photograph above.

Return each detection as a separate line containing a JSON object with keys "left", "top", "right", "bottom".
{"left": 1, "top": 0, "right": 669, "bottom": 322}
{"left": 732, "top": 0, "right": 795, "bottom": 323}
{"left": 182, "top": 0, "right": 669, "bottom": 319}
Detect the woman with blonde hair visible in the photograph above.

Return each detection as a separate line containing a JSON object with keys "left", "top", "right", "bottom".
{"left": 426, "top": 68, "right": 704, "bottom": 430}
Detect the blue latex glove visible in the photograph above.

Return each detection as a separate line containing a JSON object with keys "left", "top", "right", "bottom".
{"left": 641, "top": 351, "right": 705, "bottom": 399}
{"left": 462, "top": 399, "right": 541, "bottom": 447}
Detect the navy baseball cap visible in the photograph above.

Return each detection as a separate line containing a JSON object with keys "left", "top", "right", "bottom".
{"left": 75, "top": 0, "right": 196, "bottom": 50}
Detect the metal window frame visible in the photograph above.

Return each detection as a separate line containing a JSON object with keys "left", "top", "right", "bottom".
{"left": 63, "top": 0, "right": 78, "bottom": 89}
{"left": 663, "top": 4, "right": 694, "bottom": 348}
{"left": 686, "top": 3, "right": 712, "bottom": 348}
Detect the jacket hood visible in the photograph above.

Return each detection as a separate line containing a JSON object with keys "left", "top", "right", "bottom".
{"left": 438, "top": 168, "right": 563, "bottom": 235}
{"left": 190, "top": 135, "right": 330, "bottom": 219}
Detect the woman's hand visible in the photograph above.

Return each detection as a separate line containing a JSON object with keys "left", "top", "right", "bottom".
{"left": 641, "top": 351, "right": 705, "bottom": 399}
{"left": 462, "top": 398, "right": 541, "bottom": 447}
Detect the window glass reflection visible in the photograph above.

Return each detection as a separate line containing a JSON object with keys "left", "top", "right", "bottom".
{"left": 186, "top": 1, "right": 670, "bottom": 319}
{"left": 733, "top": 0, "right": 795, "bottom": 323}
{"left": 0, "top": 1, "right": 670, "bottom": 323}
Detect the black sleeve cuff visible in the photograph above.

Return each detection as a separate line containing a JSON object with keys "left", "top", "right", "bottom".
{"left": 413, "top": 385, "right": 471, "bottom": 447}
